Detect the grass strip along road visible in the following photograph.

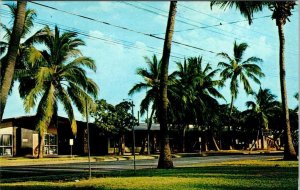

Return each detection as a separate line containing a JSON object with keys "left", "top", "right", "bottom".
{"left": 0, "top": 154, "right": 298, "bottom": 190}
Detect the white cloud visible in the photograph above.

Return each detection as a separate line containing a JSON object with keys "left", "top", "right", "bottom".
{"left": 246, "top": 35, "right": 273, "bottom": 61}
{"left": 85, "top": 2, "right": 126, "bottom": 13}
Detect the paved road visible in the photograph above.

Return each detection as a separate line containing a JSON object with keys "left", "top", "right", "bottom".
{"left": 0, "top": 154, "right": 281, "bottom": 180}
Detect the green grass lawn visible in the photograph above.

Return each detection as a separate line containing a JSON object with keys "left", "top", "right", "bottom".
{"left": 0, "top": 158, "right": 298, "bottom": 190}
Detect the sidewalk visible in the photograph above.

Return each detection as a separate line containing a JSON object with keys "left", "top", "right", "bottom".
{"left": 0, "top": 150, "right": 284, "bottom": 167}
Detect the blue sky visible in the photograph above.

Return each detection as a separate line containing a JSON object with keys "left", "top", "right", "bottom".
{"left": 1, "top": 1, "right": 299, "bottom": 121}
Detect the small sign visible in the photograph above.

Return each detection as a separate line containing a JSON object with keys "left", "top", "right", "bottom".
{"left": 69, "top": 139, "right": 74, "bottom": 145}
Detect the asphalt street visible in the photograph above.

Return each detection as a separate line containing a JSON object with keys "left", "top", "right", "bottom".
{"left": 0, "top": 154, "right": 282, "bottom": 180}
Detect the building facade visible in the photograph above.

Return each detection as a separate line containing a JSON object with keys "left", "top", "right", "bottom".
{"left": 0, "top": 116, "right": 108, "bottom": 157}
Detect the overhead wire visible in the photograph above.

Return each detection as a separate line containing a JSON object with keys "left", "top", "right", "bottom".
{"left": 1, "top": 4, "right": 297, "bottom": 80}
{"left": 0, "top": 10, "right": 186, "bottom": 61}
{"left": 125, "top": 2, "right": 298, "bottom": 56}
{"left": 29, "top": 1, "right": 217, "bottom": 55}
{"left": 177, "top": 4, "right": 297, "bottom": 46}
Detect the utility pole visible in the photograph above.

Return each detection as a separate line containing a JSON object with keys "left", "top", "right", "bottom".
{"left": 147, "top": 105, "right": 150, "bottom": 155}
{"left": 131, "top": 100, "right": 136, "bottom": 174}
{"left": 86, "top": 98, "right": 91, "bottom": 179}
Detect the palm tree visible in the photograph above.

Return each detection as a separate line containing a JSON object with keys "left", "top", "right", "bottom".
{"left": 128, "top": 55, "right": 161, "bottom": 154}
{"left": 211, "top": 0, "right": 297, "bottom": 161}
{"left": 0, "top": 3, "right": 37, "bottom": 59}
{"left": 246, "top": 88, "right": 280, "bottom": 149}
{"left": 129, "top": 55, "right": 177, "bottom": 154}
{"left": 217, "top": 41, "right": 264, "bottom": 113}
{"left": 170, "top": 56, "right": 224, "bottom": 152}
{"left": 0, "top": 3, "right": 47, "bottom": 120}
{"left": 158, "top": 1, "right": 177, "bottom": 169}
{"left": 169, "top": 58, "right": 198, "bottom": 153}
{"left": 216, "top": 41, "right": 264, "bottom": 149}
{"left": 19, "top": 26, "right": 99, "bottom": 158}
{"left": 0, "top": 1, "right": 27, "bottom": 121}
{"left": 193, "top": 57, "right": 225, "bottom": 151}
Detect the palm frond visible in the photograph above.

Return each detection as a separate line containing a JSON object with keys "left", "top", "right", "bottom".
{"left": 56, "top": 84, "right": 77, "bottom": 134}
{"left": 128, "top": 83, "right": 149, "bottom": 96}
{"left": 217, "top": 52, "right": 232, "bottom": 62}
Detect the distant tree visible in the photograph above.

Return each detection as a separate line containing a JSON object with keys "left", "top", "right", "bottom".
{"left": 92, "top": 100, "right": 137, "bottom": 155}
{"left": 170, "top": 56, "right": 224, "bottom": 152}
{"left": 92, "top": 99, "right": 116, "bottom": 134}
{"left": 245, "top": 88, "right": 280, "bottom": 149}
{"left": 114, "top": 101, "right": 138, "bottom": 155}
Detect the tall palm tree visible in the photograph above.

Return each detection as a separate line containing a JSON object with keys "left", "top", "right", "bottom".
{"left": 217, "top": 41, "right": 264, "bottom": 113}
{"left": 211, "top": 0, "right": 297, "bottom": 161}
{"left": 0, "top": 3, "right": 37, "bottom": 58}
{"left": 246, "top": 88, "right": 280, "bottom": 149}
{"left": 158, "top": 1, "right": 177, "bottom": 169}
{"left": 129, "top": 55, "right": 177, "bottom": 154}
{"left": 0, "top": 1, "right": 27, "bottom": 121}
{"left": 128, "top": 55, "right": 161, "bottom": 154}
{"left": 19, "top": 26, "right": 99, "bottom": 158}
{"left": 0, "top": 3, "right": 47, "bottom": 119}
{"left": 216, "top": 41, "right": 264, "bottom": 149}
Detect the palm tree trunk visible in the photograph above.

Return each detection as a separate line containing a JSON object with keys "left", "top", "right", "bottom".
{"left": 227, "top": 95, "right": 235, "bottom": 149}
{"left": 211, "top": 134, "right": 220, "bottom": 151}
{"left": 157, "top": 1, "right": 177, "bottom": 169}
{"left": 277, "top": 22, "right": 297, "bottom": 160}
{"left": 229, "top": 95, "right": 234, "bottom": 115}
{"left": 0, "top": 1, "right": 27, "bottom": 121}
{"left": 37, "top": 130, "right": 45, "bottom": 158}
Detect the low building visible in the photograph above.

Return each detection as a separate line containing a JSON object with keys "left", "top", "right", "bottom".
{"left": 0, "top": 116, "right": 108, "bottom": 157}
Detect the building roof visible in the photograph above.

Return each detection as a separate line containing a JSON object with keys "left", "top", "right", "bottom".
{"left": 0, "top": 115, "right": 95, "bottom": 130}
{"left": 134, "top": 123, "right": 160, "bottom": 131}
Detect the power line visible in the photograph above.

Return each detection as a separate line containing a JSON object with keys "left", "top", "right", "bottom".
{"left": 177, "top": 4, "right": 270, "bottom": 33}
{"left": 28, "top": 1, "right": 217, "bottom": 55}
{"left": 121, "top": 2, "right": 250, "bottom": 39}
{"left": 177, "top": 4, "right": 297, "bottom": 45}
{"left": 131, "top": 2, "right": 298, "bottom": 56}
{"left": 28, "top": 2, "right": 298, "bottom": 57}
{"left": 0, "top": 9, "right": 216, "bottom": 65}
{"left": 0, "top": 12, "right": 185, "bottom": 61}
{"left": 2, "top": 13, "right": 297, "bottom": 82}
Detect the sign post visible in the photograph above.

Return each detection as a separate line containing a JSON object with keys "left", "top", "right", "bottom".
{"left": 199, "top": 137, "right": 202, "bottom": 154}
{"left": 69, "top": 139, "right": 74, "bottom": 158}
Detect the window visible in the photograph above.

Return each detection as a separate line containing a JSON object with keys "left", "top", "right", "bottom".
{"left": 0, "top": 134, "right": 13, "bottom": 156}
{"left": 44, "top": 134, "right": 58, "bottom": 155}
